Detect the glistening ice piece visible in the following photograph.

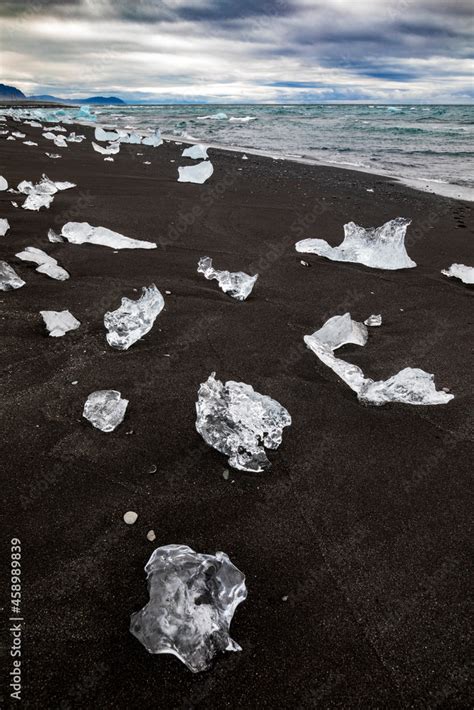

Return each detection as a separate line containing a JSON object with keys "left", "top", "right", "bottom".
{"left": 130, "top": 544, "right": 247, "bottom": 673}
{"left": 104, "top": 284, "right": 164, "bottom": 350}
{"left": 441, "top": 263, "right": 474, "bottom": 285}
{"left": 0, "top": 261, "right": 25, "bottom": 290}
{"left": 60, "top": 222, "right": 156, "bottom": 250}
{"left": 195, "top": 372, "right": 291, "bottom": 472}
{"left": 0, "top": 218, "right": 9, "bottom": 236}
{"left": 296, "top": 218, "right": 416, "bottom": 270}
{"left": 40, "top": 310, "right": 80, "bottom": 337}
{"left": 15, "top": 247, "right": 69, "bottom": 281}
{"left": 182, "top": 144, "right": 208, "bottom": 160}
{"left": 197, "top": 256, "right": 258, "bottom": 301}
{"left": 304, "top": 313, "right": 453, "bottom": 406}
{"left": 83, "top": 390, "right": 128, "bottom": 432}
{"left": 178, "top": 161, "right": 213, "bottom": 184}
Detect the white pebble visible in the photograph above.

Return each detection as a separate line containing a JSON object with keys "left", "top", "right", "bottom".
{"left": 123, "top": 511, "right": 138, "bottom": 525}
{"left": 147, "top": 529, "right": 156, "bottom": 542}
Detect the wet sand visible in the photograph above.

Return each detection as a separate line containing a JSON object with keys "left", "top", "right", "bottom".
{"left": 0, "top": 119, "right": 473, "bottom": 708}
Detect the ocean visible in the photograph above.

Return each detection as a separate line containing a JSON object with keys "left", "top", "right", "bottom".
{"left": 14, "top": 103, "right": 474, "bottom": 199}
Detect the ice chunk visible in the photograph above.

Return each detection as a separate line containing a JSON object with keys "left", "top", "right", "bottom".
{"left": 142, "top": 130, "right": 163, "bottom": 147}
{"left": 104, "top": 157, "right": 114, "bottom": 162}
{"left": 12, "top": 131, "right": 25, "bottom": 138}
{"left": 195, "top": 372, "right": 291, "bottom": 472}
{"left": 130, "top": 544, "right": 247, "bottom": 673}
{"left": 0, "top": 261, "right": 25, "bottom": 290}
{"left": 178, "top": 161, "right": 213, "bottom": 184}
{"left": 0, "top": 218, "right": 9, "bottom": 236}
{"left": 65, "top": 132, "right": 85, "bottom": 143}
{"left": 95, "top": 126, "right": 120, "bottom": 142}
{"left": 15, "top": 247, "right": 69, "bottom": 281}
{"left": 182, "top": 144, "right": 208, "bottom": 160}
{"left": 104, "top": 284, "right": 164, "bottom": 350}
{"left": 23, "top": 140, "right": 38, "bottom": 146}
{"left": 60, "top": 221, "right": 156, "bottom": 250}
{"left": 304, "top": 314, "right": 453, "bottom": 406}
{"left": 40, "top": 310, "right": 80, "bottom": 337}
{"left": 0, "top": 176, "right": 8, "bottom": 191}
{"left": 296, "top": 218, "right": 416, "bottom": 270}
{"left": 18, "top": 174, "right": 76, "bottom": 211}
{"left": 48, "top": 228, "right": 64, "bottom": 243}
{"left": 83, "top": 390, "right": 128, "bottom": 432}
{"left": 242, "top": 154, "right": 248, "bottom": 160}
{"left": 92, "top": 141, "right": 120, "bottom": 155}
{"left": 45, "top": 153, "right": 62, "bottom": 159}
{"left": 197, "top": 256, "right": 258, "bottom": 301}
{"left": 123, "top": 511, "right": 138, "bottom": 525}
{"left": 441, "top": 263, "right": 474, "bottom": 285}
{"left": 364, "top": 314, "right": 382, "bottom": 327}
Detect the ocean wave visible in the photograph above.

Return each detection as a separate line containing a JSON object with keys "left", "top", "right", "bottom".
{"left": 228, "top": 116, "right": 257, "bottom": 123}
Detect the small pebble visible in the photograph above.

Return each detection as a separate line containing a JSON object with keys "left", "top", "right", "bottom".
{"left": 223, "top": 469, "right": 229, "bottom": 480}
{"left": 165, "top": 290, "right": 171, "bottom": 295}
{"left": 147, "top": 529, "right": 156, "bottom": 542}
{"left": 71, "top": 380, "right": 78, "bottom": 385}
{"left": 148, "top": 464, "right": 157, "bottom": 474}
{"left": 282, "top": 595, "right": 288, "bottom": 602}
{"left": 123, "top": 511, "right": 138, "bottom": 525}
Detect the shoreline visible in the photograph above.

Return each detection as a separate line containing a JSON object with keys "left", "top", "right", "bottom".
{"left": 0, "top": 114, "right": 473, "bottom": 708}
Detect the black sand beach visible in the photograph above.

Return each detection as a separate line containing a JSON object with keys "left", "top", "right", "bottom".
{"left": 1, "top": 120, "right": 473, "bottom": 708}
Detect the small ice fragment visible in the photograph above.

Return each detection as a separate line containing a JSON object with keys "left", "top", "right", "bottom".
{"left": 40, "top": 310, "right": 80, "bottom": 337}
{"left": 182, "top": 144, "right": 208, "bottom": 160}
{"left": 104, "top": 284, "right": 164, "bottom": 350}
{"left": 147, "top": 464, "right": 157, "bottom": 474}
{"left": 11, "top": 201, "right": 18, "bottom": 207}
{"left": 92, "top": 141, "right": 120, "bottom": 155}
{"left": 83, "top": 390, "right": 129, "bottom": 432}
{"left": 195, "top": 372, "right": 291, "bottom": 472}
{"left": 45, "top": 153, "right": 61, "bottom": 159}
{"left": 0, "top": 218, "right": 10, "bottom": 236}
{"left": 48, "top": 228, "right": 64, "bottom": 243}
{"left": 71, "top": 381, "right": 78, "bottom": 385}
{"left": 142, "top": 130, "right": 163, "bottom": 147}
{"left": 229, "top": 116, "right": 257, "bottom": 123}
{"left": 300, "top": 260, "right": 309, "bottom": 267}
{"left": 296, "top": 218, "right": 416, "bottom": 270}
{"left": 130, "top": 544, "right": 247, "bottom": 672}
{"left": 197, "top": 256, "right": 258, "bottom": 301}
{"left": 441, "top": 263, "right": 474, "bottom": 285}
{"left": 95, "top": 127, "right": 120, "bottom": 142}
{"left": 304, "top": 314, "right": 453, "bottom": 406}
{"left": 146, "top": 530, "right": 156, "bottom": 541}
{"left": 0, "top": 261, "right": 25, "bottom": 290}
{"left": 242, "top": 154, "right": 248, "bottom": 160}
{"left": 53, "top": 134, "right": 68, "bottom": 148}
{"left": 18, "top": 174, "right": 76, "bottom": 211}
{"left": 12, "top": 131, "right": 26, "bottom": 139}
{"left": 60, "top": 222, "right": 156, "bottom": 250}
{"left": 364, "top": 314, "right": 382, "bottom": 327}
{"left": 104, "top": 157, "right": 114, "bottom": 162}
{"left": 123, "top": 511, "right": 138, "bottom": 525}
{"left": 0, "top": 176, "right": 8, "bottom": 191}
{"left": 143, "top": 161, "right": 151, "bottom": 165}
{"left": 23, "top": 140, "right": 38, "bottom": 146}
{"left": 366, "top": 188, "right": 374, "bottom": 193}
{"left": 15, "top": 247, "right": 69, "bottom": 281}
{"left": 6, "top": 136, "right": 15, "bottom": 141}
{"left": 178, "top": 161, "right": 213, "bottom": 184}
{"left": 222, "top": 469, "right": 229, "bottom": 481}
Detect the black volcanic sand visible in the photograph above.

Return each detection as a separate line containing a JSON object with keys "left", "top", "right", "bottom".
{"left": 0, "top": 119, "right": 472, "bottom": 709}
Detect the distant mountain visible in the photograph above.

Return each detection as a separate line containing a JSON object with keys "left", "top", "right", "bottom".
{"left": 0, "top": 83, "right": 26, "bottom": 100}
{"left": 0, "top": 82, "right": 126, "bottom": 105}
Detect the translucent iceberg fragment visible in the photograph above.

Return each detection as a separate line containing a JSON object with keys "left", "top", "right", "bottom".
{"left": 0, "top": 218, "right": 9, "bottom": 236}
{"left": 92, "top": 141, "right": 120, "bottom": 155}
{"left": 104, "top": 284, "right": 164, "bottom": 350}
{"left": 296, "top": 218, "right": 416, "bottom": 270}
{"left": 60, "top": 222, "right": 156, "bottom": 250}
{"left": 0, "top": 261, "right": 25, "bottom": 290}
{"left": 45, "top": 153, "right": 61, "bottom": 159}
{"left": 23, "top": 140, "right": 38, "bottom": 146}
{"left": 130, "top": 544, "right": 247, "bottom": 673}
{"left": 12, "top": 131, "right": 25, "bottom": 138}
{"left": 53, "top": 134, "right": 68, "bottom": 148}
{"left": 0, "top": 176, "right": 8, "bottom": 191}
{"left": 364, "top": 314, "right": 382, "bottom": 327}
{"left": 197, "top": 256, "right": 258, "bottom": 301}
{"left": 83, "top": 390, "right": 128, "bottom": 432}
{"left": 178, "top": 161, "right": 214, "bottom": 184}
{"left": 40, "top": 310, "right": 80, "bottom": 337}
{"left": 15, "top": 247, "right": 69, "bottom": 281}
{"left": 195, "top": 372, "right": 291, "bottom": 472}
{"left": 142, "top": 130, "right": 163, "bottom": 147}
{"left": 441, "top": 263, "right": 474, "bottom": 285}
{"left": 18, "top": 174, "right": 76, "bottom": 211}
{"left": 182, "top": 144, "right": 208, "bottom": 160}
{"left": 95, "top": 126, "right": 120, "bottom": 142}
{"left": 65, "top": 132, "right": 85, "bottom": 143}
{"left": 304, "top": 314, "right": 453, "bottom": 406}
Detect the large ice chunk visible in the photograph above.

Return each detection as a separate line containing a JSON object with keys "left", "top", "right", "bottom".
{"left": 95, "top": 126, "right": 120, "bottom": 142}
{"left": 304, "top": 314, "right": 453, "bottom": 406}
{"left": 441, "top": 263, "right": 474, "bottom": 285}
{"left": 0, "top": 176, "right": 8, "bottom": 191}
{"left": 296, "top": 218, "right": 416, "bottom": 270}
{"left": 195, "top": 372, "right": 291, "bottom": 472}
{"left": 0, "top": 261, "right": 25, "bottom": 290}
{"left": 178, "top": 161, "right": 213, "bottom": 184}
{"left": 142, "top": 130, "right": 163, "bottom": 147}
{"left": 92, "top": 141, "right": 120, "bottom": 155}
{"left": 104, "top": 284, "right": 164, "bottom": 350}
{"left": 0, "top": 218, "right": 9, "bottom": 236}
{"left": 18, "top": 174, "right": 76, "bottom": 211}
{"left": 130, "top": 544, "right": 247, "bottom": 673}
{"left": 182, "top": 144, "right": 208, "bottom": 160}
{"left": 83, "top": 390, "right": 128, "bottom": 432}
{"left": 197, "top": 256, "right": 258, "bottom": 301}
{"left": 60, "top": 222, "right": 156, "bottom": 250}
{"left": 40, "top": 310, "right": 80, "bottom": 337}
{"left": 15, "top": 247, "right": 69, "bottom": 281}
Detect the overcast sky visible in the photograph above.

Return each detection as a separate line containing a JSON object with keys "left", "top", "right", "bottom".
{"left": 1, "top": 0, "right": 472, "bottom": 103}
